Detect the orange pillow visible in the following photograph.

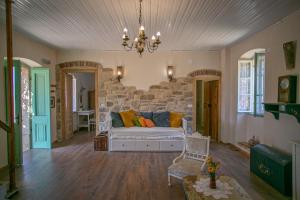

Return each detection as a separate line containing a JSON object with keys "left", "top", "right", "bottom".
{"left": 144, "top": 119, "right": 155, "bottom": 128}
{"left": 170, "top": 112, "right": 184, "bottom": 127}
{"left": 138, "top": 117, "right": 146, "bottom": 127}
{"left": 119, "top": 110, "right": 136, "bottom": 127}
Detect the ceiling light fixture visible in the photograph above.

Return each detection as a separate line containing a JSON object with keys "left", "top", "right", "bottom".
{"left": 122, "top": 0, "right": 161, "bottom": 56}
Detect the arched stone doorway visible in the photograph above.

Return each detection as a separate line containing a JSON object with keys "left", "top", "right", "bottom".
{"left": 56, "top": 61, "right": 102, "bottom": 142}
{"left": 189, "top": 69, "right": 222, "bottom": 141}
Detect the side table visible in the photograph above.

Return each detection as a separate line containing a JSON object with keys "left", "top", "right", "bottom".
{"left": 183, "top": 175, "right": 252, "bottom": 200}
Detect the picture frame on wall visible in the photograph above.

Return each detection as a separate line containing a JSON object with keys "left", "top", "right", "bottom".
{"left": 50, "top": 96, "right": 55, "bottom": 108}
{"left": 283, "top": 40, "right": 297, "bottom": 70}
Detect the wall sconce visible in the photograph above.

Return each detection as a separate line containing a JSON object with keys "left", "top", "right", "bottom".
{"left": 116, "top": 66, "right": 124, "bottom": 82}
{"left": 167, "top": 66, "right": 175, "bottom": 81}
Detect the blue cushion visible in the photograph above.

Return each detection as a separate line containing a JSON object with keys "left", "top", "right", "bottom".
{"left": 153, "top": 112, "right": 170, "bottom": 127}
{"left": 111, "top": 112, "right": 124, "bottom": 128}
{"left": 140, "top": 112, "right": 153, "bottom": 120}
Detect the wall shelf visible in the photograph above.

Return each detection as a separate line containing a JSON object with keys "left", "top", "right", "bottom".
{"left": 263, "top": 103, "right": 300, "bottom": 123}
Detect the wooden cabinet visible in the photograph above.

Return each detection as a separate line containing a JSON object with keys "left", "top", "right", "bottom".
{"left": 94, "top": 134, "right": 108, "bottom": 151}
{"left": 292, "top": 141, "right": 300, "bottom": 200}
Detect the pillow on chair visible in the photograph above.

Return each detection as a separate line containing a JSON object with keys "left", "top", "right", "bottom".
{"left": 170, "top": 112, "right": 184, "bottom": 127}
{"left": 119, "top": 110, "right": 136, "bottom": 127}
{"left": 111, "top": 112, "right": 124, "bottom": 128}
{"left": 153, "top": 112, "right": 170, "bottom": 127}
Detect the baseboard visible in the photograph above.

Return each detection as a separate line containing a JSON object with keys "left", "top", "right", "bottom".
{"left": 233, "top": 144, "right": 250, "bottom": 158}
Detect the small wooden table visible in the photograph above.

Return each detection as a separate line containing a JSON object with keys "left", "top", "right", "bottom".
{"left": 183, "top": 175, "right": 252, "bottom": 200}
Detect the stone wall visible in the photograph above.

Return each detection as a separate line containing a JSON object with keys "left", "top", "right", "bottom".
{"left": 99, "top": 68, "right": 193, "bottom": 126}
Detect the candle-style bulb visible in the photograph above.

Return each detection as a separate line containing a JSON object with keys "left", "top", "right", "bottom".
{"left": 122, "top": 34, "right": 126, "bottom": 39}
{"left": 123, "top": 28, "right": 128, "bottom": 33}
{"left": 156, "top": 31, "right": 161, "bottom": 37}
{"left": 134, "top": 37, "right": 138, "bottom": 42}
{"left": 140, "top": 25, "right": 145, "bottom": 31}
{"left": 151, "top": 35, "right": 156, "bottom": 40}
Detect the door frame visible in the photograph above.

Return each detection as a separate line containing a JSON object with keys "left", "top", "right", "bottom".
{"left": 60, "top": 67, "right": 100, "bottom": 140}
{"left": 192, "top": 75, "right": 221, "bottom": 141}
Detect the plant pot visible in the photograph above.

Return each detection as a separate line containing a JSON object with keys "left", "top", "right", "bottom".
{"left": 210, "top": 174, "right": 217, "bottom": 189}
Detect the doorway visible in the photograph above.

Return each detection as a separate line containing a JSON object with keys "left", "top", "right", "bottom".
{"left": 4, "top": 58, "right": 51, "bottom": 166}
{"left": 195, "top": 79, "right": 220, "bottom": 141}
{"left": 60, "top": 69, "right": 99, "bottom": 142}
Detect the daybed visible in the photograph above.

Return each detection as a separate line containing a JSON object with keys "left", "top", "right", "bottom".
{"left": 107, "top": 112, "right": 189, "bottom": 152}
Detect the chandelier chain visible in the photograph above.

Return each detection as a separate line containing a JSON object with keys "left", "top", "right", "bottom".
{"left": 139, "top": 0, "right": 142, "bottom": 26}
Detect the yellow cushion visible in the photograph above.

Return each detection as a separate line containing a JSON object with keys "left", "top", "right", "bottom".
{"left": 170, "top": 112, "right": 184, "bottom": 128}
{"left": 119, "top": 110, "right": 136, "bottom": 127}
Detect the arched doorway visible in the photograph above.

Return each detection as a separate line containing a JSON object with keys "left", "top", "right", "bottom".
{"left": 56, "top": 61, "right": 102, "bottom": 142}
{"left": 190, "top": 69, "right": 222, "bottom": 141}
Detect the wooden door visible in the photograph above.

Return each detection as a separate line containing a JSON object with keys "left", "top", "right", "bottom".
{"left": 196, "top": 80, "right": 203, "bottom": 132}
{"left": 31, "top": 68, "right": 51, "bottom": 149}
{"left": 203, "top": 81, "right": 211, "bottom": 136}
{"left": 88, "top": 90, "right": 95, "bottom": 110}
{"left": 210, "top": 80, "right": 219, "bottom": 141}
{"left": 64, "top": 74, "right": 73, "bottom": 140}
{"left": 203, "top": 80, "right": 219, "bottom": 141}
{"left": 4, "top": 60, "right": 23, "bottom": 165}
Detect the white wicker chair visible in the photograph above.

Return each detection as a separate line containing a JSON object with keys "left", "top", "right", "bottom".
{"left": 168, "top": 134, "right": 210, "bottom": 186}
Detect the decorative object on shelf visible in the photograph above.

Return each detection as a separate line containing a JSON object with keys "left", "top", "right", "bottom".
{"left": 207, "top": 156, "right": 221, "bottom": 189}
{"left": 283, "top": 40, "right": 297, "bottom": 70}
{"left": 278, "top": 75, "right": 297, "bottom": 103}
{"left": 167, "top": 66, "right": 175, "bottom": 81}
{"left": 50, "top": 96, "right": 55, "bottom": 108}
{"left": 122, "top": 0, "right": 161, "bottom": 55}
{"left": 263, "top": 103, "right": 300, "bottom": 123}
{"left": 116, "top": 66, "right": 124, "bottom": 82}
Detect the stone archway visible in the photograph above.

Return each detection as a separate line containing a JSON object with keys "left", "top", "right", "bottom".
{"left": 190, "top": 69, "right": 222, "bottom": 141}
{"left": 55, "top": 61, "right": 102, "bottom": 141}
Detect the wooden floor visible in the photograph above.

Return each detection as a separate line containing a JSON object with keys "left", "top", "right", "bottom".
{"left": 0, "top": 131, "right": 290, "bottom": 200}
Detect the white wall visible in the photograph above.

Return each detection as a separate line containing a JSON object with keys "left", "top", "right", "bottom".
{"left": 223, "top": 9, "right": 300, "bottom": 153}
{"left": 0, "top": 27, "right": 57, "bottom": 168}
{"left": 57, "top": 50, "right": 221, "bottom": 90}
{"left": 74, "top": 73, "right": 95, "bottom": 110}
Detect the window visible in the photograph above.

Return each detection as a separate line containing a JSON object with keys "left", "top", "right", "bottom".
{"left": 238, "top": 52, "right": 265, "bottom": 116}
{"left": 72, "top": 77, "right": 77, "bottom": 112}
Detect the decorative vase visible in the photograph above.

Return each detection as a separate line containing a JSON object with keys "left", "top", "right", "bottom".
{"left": 209, "top": 174, "right": 216, "bottom": 189}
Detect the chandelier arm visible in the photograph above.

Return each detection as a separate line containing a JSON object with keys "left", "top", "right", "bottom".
{"left": 147, "top": 41, "right": 155, "bottom": 53}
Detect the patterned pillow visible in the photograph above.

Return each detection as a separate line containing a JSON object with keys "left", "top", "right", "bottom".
{"left": 153, "top": 112, "right": 170, "bottom": 127}
{"left": 140, "top": 112, "right": 153, "bottom": 120}
{"left": 132, "top": 117, "right": 141, "bottom": 127}
{"left": 119, "top": 110, "right": 136, "bottom": 127}
{"left": 138, "top": 117, "right": 146, "bottom": 127}
{"left": 144, "top": 119, "right": 155, "bottom": 128}
{"left": 111, "top": 112, "right": 124, "bottom": 128}
{"left": 170, "top": 112, "right": 184, "bottom": 127}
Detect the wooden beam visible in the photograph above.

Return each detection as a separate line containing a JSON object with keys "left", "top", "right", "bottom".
{"left": 5, "top": 0, "right": 18, "bottom": 198}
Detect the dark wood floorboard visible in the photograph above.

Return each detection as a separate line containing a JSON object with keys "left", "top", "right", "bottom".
{"left": 0, "top": 131, "right": 291, "bottom": 200}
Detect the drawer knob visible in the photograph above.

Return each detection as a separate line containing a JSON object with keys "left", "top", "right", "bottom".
{"left": 170, "top": 144, "right": 174, "bottom": 147}
{"left": 122, "top": 144, "right": 125, "bottom": 147}
{"left": 146, "top": 144, "right": 150, "bottom": 147}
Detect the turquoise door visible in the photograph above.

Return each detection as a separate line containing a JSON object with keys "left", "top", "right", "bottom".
{"left": 4, "top": 60, "right": 23, "bottom": 166}
{"left": 31, "top": 68, "right": 51, "bottom": 149}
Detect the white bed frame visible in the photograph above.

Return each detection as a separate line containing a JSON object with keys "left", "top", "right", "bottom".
{"left": 106, "top": 118, "right": 189, "bottom": 152}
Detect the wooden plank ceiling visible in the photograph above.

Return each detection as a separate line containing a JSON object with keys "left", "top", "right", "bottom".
{"left": 0, "top": 0, "right": 300, "bottom": 50}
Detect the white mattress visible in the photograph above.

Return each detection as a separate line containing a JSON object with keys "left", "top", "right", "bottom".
{"left": 111, "top": 127, "right": 185, "bottom": 140}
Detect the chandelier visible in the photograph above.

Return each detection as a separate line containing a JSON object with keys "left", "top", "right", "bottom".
{"left": 122, "top": 0, "right": 161, "bottom": 55}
